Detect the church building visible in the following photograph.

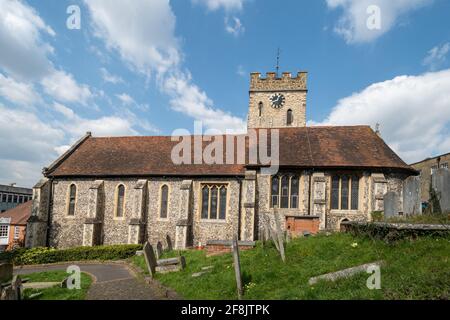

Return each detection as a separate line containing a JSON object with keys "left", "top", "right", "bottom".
{"left": 26, "top": 71, "right": 417, "bottom": 249}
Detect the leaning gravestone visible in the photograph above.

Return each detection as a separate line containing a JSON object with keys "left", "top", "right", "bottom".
{"left": 384, "top": 192, "right": 399, "bottom": 218}
{"left": 156, "top": 241, "right": 163, "bottom": 259}
{"left": 432, "top": 168, "right": 450, "bottom": 213}
{"left": 143, "top": 242, "right": 157, "bottom": 278}
{"left": 166, "top": 235, "right": 173, "bottom": 252}
{"left": 403, "top": 176, "right": 422, "bottom": 215}
{"left": 0, "top": 263, "right": 13, "bottom": 284}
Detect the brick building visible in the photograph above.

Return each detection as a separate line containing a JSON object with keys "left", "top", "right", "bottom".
{"left": 0, "top": 201, "right": 31, "bottom": 251}
{"left": 410, "top": 153, "right": 450, "bottom": 202}
{"left": 26, "top": 71, "right": 417, "bottom": 249}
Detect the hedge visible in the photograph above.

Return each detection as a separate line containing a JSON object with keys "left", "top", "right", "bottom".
{"left": 0, "top": 244, "right": 143, "bottom": 266}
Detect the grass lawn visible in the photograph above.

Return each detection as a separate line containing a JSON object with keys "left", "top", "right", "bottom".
{"left": 131, "top": 233, "right": 450, "bottom": 300}
{"left": 22, "top": 270, "right": 92, "bottom": 300}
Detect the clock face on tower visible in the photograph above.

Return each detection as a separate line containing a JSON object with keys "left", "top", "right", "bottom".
{"left": 269, "top": 93, "right": 285, "bottom": 109}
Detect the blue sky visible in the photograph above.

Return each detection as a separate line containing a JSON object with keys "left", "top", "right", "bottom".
{"left": 1, "top": 0, "right": 450, "bottom": 187}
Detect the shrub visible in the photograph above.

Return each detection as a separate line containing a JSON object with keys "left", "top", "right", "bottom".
{"left": 371, "top": 211, "right": 384, "bottom": 222}
{"left": 0, "top": 244, "right": 142, "bottom": 266}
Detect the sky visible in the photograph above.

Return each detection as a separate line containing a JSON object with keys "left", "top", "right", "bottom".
{"left": 1, "top": 0, "right": 450, "bottom": 187}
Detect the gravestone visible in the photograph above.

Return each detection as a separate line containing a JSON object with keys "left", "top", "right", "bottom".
{"left": 403, "top": 176, "right": 422, "bottom": 215}
{"left": 384, "top": 192, "right": 399, "bottom": 218}
{"left": 166, "top": 235, "right": 173, "bottom": 251}
{"left": 0, "top": 263, "right": 13, "bottom": 284}
{"left": 232, "top": 236, "right": 243, "bottom": 300}
{"left": 432, "top": 169, "right": 450, "bottom": 213}
{"left": 143, "top": 242, "right": 157, "bottom": 278}
{"left": 156, "top": 241, "right": 163, "bottom": 259}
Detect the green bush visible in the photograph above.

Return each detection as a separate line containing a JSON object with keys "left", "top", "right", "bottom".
{"left": 0, "top": 244, "right": 142, "bottom": 266}
{"left": 371, "top": 211, "right": 384, "bottom": 222}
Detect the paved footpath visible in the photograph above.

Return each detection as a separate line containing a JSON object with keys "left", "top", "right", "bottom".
{"left": 14, "top": 262, "right": 169, "bottom": 300}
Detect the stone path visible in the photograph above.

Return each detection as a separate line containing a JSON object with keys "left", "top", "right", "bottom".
{"left": 14, "top": 262, "right": 169, "bottom": 300}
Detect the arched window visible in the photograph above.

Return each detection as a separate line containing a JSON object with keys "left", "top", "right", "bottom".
{"left": 287, "top": 109, "right": 293, "bottom": 125}
{"left": 290, "top": 177, "right": 299, "bottom": 209}
{"left": 160, "top": 185, "right": 169, "bottom": 218}
{"left": 258, "top": 102, "right": 263, "bottom": 117}
{"left": 201, "top": 186, "right": 209, "bottom": 219}
{"left": 219, "top": 186, "right": 227, "bottom": 219}
{"left": 68, "top": 184, "right": 76, "bottom": 216}
{"left": 271, "top": 176, "right": 279, "bottom": 208}
{"left": 116, "top": 184, "right": 125, "bottom": 218}
{"left": 210, "top": 187, "right": 218, "bottom": 219}
{"left": 280, "top": 176, "right": 289, "bottom": 208}
{"left": 201, "top": 184, "right": 228, "bottom": 220}
{"left": 331, "top": 175, "right": 359, "bottom": 211}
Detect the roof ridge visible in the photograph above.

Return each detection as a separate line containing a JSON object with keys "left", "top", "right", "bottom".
{"left": 44, "top": 132, "right": 92, "bottom": 176}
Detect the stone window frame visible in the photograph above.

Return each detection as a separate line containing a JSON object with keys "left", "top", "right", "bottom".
{"left": 330, "top": 174, "right": 361, "bottom": 212}
{"left": 258, "top": 101, "right": 263, "bottom": 117}
{"left": 158, "top": 184, "right": 170, "bottom": 221}
{"left": 199, "top": 183, "right": 229, "bottom": 222}
{"left": 65, "top": 183, "right": 78, "bottom": 218}
{"left": 286, "top": 109, "right": 293, "bottom": 126}
{"left": 114, "top": 184, "right": 127, "bottom": 220}
{"left": 269, "top": 174, "right": 300, "bottom": 209}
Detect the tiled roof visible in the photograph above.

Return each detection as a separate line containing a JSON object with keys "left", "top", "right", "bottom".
{"left": 0, "top": 201, "right": 32, "bottom": 225}
{"left": 45, "top": 126, "right": 416, "bottom": 177}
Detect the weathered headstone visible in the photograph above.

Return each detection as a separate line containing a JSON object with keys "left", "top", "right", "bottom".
{"left": 403, "top": 176, "right": 422, "bottom": 215}
{"left": 143, "top": 242, "right": 157, "bottom": 278}
{"left": 384, "top": 192, "right": 399, "bottom": 218}
{"left": 432, "top": 169, "right": 450, "bottom": 213}
{"left": 156, "top": 241, "right": 163, "bottom": 259}
{"left": 232, "top": 236, "right": 243, "bottom": 300}
{"left": 0, "top": 263, "right": 13, "bottom": 284}
{"left": 166, "top": 235, "right": 173, "bottom": 251}
{"left": 273, "top": 212, "right": 286, "bottom": 262}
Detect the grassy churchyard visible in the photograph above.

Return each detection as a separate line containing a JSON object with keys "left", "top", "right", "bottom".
{"left": 131, "top": 233, "right": 450, "bottom": 300}
{"left": 21, "top": 270, "right": 92, "bottom": 300}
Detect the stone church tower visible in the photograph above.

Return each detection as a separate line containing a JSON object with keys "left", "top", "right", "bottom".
{"left": 247, "top": 71, "right": 308, "bottom": 129}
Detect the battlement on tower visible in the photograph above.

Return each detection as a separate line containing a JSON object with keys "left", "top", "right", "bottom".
{"left": 250, "top": 71, "right": 308, "bottom": 92}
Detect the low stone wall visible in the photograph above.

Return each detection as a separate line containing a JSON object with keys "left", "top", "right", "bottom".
{"left": 205, "top": 240, "right": 255, "bottom": 256}
{"left": 341, "top": 221, "right": 450, "bottom": 241}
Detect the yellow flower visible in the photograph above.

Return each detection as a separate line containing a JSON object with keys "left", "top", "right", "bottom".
{"left": 351, "top": 242, "right": 358, "bottom": 248}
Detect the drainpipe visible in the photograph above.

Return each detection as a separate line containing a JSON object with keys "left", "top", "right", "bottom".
{"left": 45, "top": 178, "right": 54, "bottom": 247}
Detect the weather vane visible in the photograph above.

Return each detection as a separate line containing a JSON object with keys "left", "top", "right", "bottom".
{"left": 276, "top": 48, "right": 281, "bottom": 78}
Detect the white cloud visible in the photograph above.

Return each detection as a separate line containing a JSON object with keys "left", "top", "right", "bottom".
{"left": 314, "top": 69, "right": 450, "bottom": 163}
{"left": 52, "top": 102, "right": 76, "bottom": 120}
{"left": 192, "top": 0, "right": 247, "bottom": 12}
{"left": 225, "top": 17, "right": 245, "bottom": 36}
{"left": 41, "top": 70, "right": 93, "bottom": 105}
{"left": 423, "top": 43, "right": 450, "bottom": 71}
{"left": 100, "top": 67, "right": 124, "bottom": 84}
{"left": 163, "top": 72, "right": 246, "bottom": 133}
{"left": 85, "top": 0, "right": 180, "bottom": 77}
{"left": 0, "top": 104, "right": 64, "bottom": 186}
{"left": 0, "top": 0, "right": 55, "bottom": 80}
{"left": 0, "top": 73, "right": 41, "bottom": 106}
{"left": 115, "top": 93, "right": 135, "bottom": 106}
{"left": 85, "top": 0, "right": 246, "bottom": 132}
{"left": 326, "top": 0, "right": 433, "bottom": 44}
